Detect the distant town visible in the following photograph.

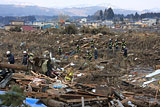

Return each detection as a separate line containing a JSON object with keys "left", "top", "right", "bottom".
{"left": 0, "top": 8, "right": 160, "bottom": 33}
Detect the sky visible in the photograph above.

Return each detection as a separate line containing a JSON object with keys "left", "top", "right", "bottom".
{"left": 0, "top": 0, "right": 159, "bottom": 10}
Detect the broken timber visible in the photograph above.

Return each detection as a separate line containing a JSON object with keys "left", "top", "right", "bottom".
{"left": 59, "top": 97, "right": 108, "bottom": 103}
{"left": 26, "top": 92, "right": 56, "bottom": 99}
{"left": 0, "top": 72, "right": 13, "bottom": 88}
{"left": 0, "top": 63, "right": 28, "bottom": 71}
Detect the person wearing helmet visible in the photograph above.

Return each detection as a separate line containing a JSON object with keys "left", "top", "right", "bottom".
{"left": 90, "top": 39, "right": 94, "bottom": 48}
{"left": 6, "top": 51, "right": 15, "bottom": 64}
{"left": 43, "top": 50, "right": 49, "bottom": 58}
{"left": 94, "top": 48, "right": 98, "bottom": 60}
{"left": 86, "top": 50, "right": 92, "bottom": 61}
{"left": 65, "top": 67, "right": 74, "bottom": 81}
{"left": 114, "top": 39, "right": 118, "bottom": 50}
{"left": 109, "top": 39, "right": 113, "bottom": 49}
{"left": 122, "top": 39, "right": 126, "bottom": 51}
{"left": 22, "top": 51, "right": 28, "bottom": 65}
{"left": 28, "top": 52, "right": 34, "bottom": 62}
{"left": 58, "top": 46, "right": 62, "bottom": 55}
{"left": 76, "top": 44, "right": 80, "bottom": 53}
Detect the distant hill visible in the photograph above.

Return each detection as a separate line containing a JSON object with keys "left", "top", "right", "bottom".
{"left": 141, "top": 8, "right": 160, "bottom": 14}
{"left": 0, "top": 4, "right": 159, "bottom": 16}
{"left": 0, "top": 4, "right": 59, "bottom": 16}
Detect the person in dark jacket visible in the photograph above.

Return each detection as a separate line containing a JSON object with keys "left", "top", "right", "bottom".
{"left": 94, "top": 48, "right": 98, "bottom": 60}
{"left": 123, "top": 47, "right": 128, "bottom": 57}
{"left": 114, "top": 39, "right": 118, "bottom": 50}
{"left": 22, "top": 51, "right": 28, "bottom": 65}
{"left": 109, "top": 39, "right": 113, "bottom": 49}
{"left": 46, "top": 59, "right": 52, "bottom": 76}
{"left": 6, "top": 51, "right": 15, "bottom": 64}
{"left": 58, "top": 46, "right": 62, "bottom": 55}
{"left": 76, "top": 44, "right": 80, "bottom": 53}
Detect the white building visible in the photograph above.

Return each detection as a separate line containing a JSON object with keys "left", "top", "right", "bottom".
{"left": 33, "top": 21, "right": 56, "bottom": 29}
{"left": 142, "top": 18, "right": 157, "bottom": 26}
{"left": 102, "top": 20, "right": 114, "bottom": 28}
{"left": 33, "top": 21, "right": 55, "bottom": 26}
{"left": 80, "top": 18, "right": 87, "bottom": 23}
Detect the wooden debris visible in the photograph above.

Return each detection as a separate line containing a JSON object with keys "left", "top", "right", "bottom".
{"left": 59, "top": 97, "right": 108, "bottom": 103}
{"left": 0, "top": 72, "right": 13, "bottom": 88}
{"left": 60, "top": 94, "right": 95, "bottom": 99}
{"left": 30, "top": 70, "right": 56, "bottom": 82}
{"left": 26, "top": 92, "right": 56, "bottom": 99}
{"left": 81, "top": 43, "right": 89, "bottom": 48}
{"left": 12, "top": 73, "right": 34, "bottom": 80}
{"left": 121, "top": 96, "right": 133, "bottom": 104}
{"left": 155, "top": 65, "right": 160, "bottom": 70}
{"left": 40, "top": 99, "right": 67, "bottom": 107}
{"left": 0, "top": 63, "right": 28, "bottom": 71}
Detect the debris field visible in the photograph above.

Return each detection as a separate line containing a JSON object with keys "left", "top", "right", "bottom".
{"left": 0, "top": 29, "right": 160, "bottom": 107}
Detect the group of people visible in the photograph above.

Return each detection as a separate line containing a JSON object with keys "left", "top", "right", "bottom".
{"left": 58, "top": 38, "right": 127, "bottom": 61}
{"left": 108, "top": 38, "right": 127, "bottom": 57}
{"left": 79, "top": 38, "right": 127, "bottom": 60}
{"left": 6, "top": 38, "right": 127, "bottom": 66}
{"left": 6, "top": 50, "right": 33, "bottom": 66}
{"left": 4, "top": 38, "right": 127, "bottom": 82}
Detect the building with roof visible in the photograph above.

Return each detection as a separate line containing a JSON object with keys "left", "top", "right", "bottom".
{"left": 10, "top": 20, "right": 24, "bottom": 26}
{"left": 141, "top": 18, "right": 157, "bottom": 26}
{"left": 21, "top": 26, "right": 36, "bottom": 31}
{"left": 4, "top": 25, "right": 16, "bottom": 31}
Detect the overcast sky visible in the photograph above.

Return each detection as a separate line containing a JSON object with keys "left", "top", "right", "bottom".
{"left": 0, "top": 0, "right": 159, "bottom": 10}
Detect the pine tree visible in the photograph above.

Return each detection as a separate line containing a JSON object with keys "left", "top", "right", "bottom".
{"left": 94, "top": 10, "right": 103, "bottom": 20}
{"left": 107, "top": 8, "right": 114, "bottom": 20}
{"left": 103, "top": 9, "right": 108, "bottom": 20}
{"left": 134, "top": 12, "right": 140, "bottom": 20}
{"left": 0, "top": 85, "right": 30, "bottom": 107}
{"left": 99, "top": 10, "right": 103, "bottom": 20}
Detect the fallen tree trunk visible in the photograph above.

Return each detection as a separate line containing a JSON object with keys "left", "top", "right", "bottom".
{"left": 0, "top": 63, "right": 28, "bottom": 71}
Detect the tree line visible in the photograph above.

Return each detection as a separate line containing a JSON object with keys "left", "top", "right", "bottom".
{"left": 0, "top": 16, "right": 36, "bottom": 25}
{"left": 92, "top": 8, "right": 160, "bottom": 21}
{"left": 93, "top": 8, "right": 115, "bottom": 20}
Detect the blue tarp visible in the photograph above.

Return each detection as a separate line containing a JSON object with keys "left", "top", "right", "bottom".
{"left": 0, "top": 91, "right": 46, "bottom": 107}
{"left": 42, "top": 24, "right": 52, "bottom": 29}
{"left": 26, "top": 98, "right": 46, "bottom": 107}
{"left": 55, "top": 25, "right": 59, "bottom": 29}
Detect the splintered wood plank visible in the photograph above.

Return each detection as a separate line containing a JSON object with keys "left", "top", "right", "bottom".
{"left": 26, "top": 92, "right": 56, "bottom": 99}
{"left": 60, "top": 94, "right": 95, "bottom": 99}
{"left": 59, "top": 97, "right": 108, "bottom": 103}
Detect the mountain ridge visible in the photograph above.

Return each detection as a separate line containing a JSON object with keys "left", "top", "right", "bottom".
{"left": 0, "top": 4, "right": 159, "bottom": 16}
